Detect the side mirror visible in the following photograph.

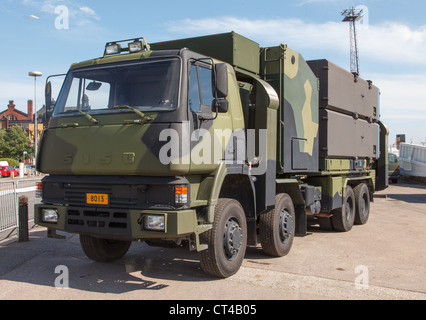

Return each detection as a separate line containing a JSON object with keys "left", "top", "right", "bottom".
{"left": 212, "top": 63, "right": 228, "bottom": 99}
{"left": 212, "top": 99, "right": 228, "bottom": 113}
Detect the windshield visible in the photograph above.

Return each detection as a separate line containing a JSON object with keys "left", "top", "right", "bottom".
{"left": 53, "top": 58, "right": 180, "bottom": 117}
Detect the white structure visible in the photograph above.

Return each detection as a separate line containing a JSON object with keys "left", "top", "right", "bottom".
{"left": 399, "top": 143, "right": 426, "bottom": 178}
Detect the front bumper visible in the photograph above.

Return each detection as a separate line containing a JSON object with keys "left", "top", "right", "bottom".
{"left": 35, "top": 204, "right": 203, "bottom": 241}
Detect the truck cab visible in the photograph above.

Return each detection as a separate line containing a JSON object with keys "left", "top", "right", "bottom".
{"left": 35, "top": 35, "right": 270, "bottom": 278}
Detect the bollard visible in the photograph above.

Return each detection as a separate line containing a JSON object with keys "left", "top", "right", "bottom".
{"left": 19, "top": 195, "right": 29, "bottom": 242}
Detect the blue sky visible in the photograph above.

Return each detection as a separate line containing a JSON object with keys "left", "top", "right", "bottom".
{"left": 1, "top": 0, "right": 425, "bottom": 145}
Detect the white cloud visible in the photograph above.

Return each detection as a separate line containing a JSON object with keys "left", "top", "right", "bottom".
{"left": 166, "top": 17, "right": 426, "bottom": 66}
{"left": 166, "top": 17, "right": 345, "bottom": 49}
{"left": 373, "top": 74, "right": 426, "bottom": 119}
{"left": 21, "top": 0, "right": 101, "bottom": 24}
{"left": 165, "top": 16, "right": 426, "bottom": 143}
{"left": 79, "top": 6, "right": 100, "bottom": 20}
{"left": 296, "top": 0, "right": 341, "bottom": 6}
{"left": 366, "top": 73, "right": 426, "bottom": 144}
{"left": 358, "top": 22, "right": 426, "bottom": 65}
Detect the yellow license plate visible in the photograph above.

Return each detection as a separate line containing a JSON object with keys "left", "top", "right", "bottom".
{"left": 86, "top": 193, "right": 109, "bottom": 205}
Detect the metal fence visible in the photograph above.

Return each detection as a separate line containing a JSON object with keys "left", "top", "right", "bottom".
{"left": 0, "top": 178, "right": 42, "bottom": 234}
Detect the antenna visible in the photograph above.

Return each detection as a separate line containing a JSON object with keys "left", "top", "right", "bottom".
{"left": 342, "top": 7, "right": 363, "bottom": 77}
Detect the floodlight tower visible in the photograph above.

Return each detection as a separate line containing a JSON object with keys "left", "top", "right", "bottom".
{"left": 342, "top": 7, "right": 363, "bottom": 77}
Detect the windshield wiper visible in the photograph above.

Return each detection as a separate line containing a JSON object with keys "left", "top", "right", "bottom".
{"left": 114, "top": 105, "right": 152, "bottom": 123}
{"left": 67, "top": 109, "right": 99, "bottom": 124}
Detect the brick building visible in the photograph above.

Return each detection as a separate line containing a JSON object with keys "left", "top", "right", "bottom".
{"left": 0, "top": 100, "right": 45, "bottom": 147}
{"left": 0, "top": 100, "right": 34, "bottom": 130}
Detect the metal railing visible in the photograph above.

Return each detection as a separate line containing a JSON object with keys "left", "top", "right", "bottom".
{"left": 0, "top": 178, "right": 42, "bottom": 234}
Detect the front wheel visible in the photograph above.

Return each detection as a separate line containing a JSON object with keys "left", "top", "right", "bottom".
{"left": 199, "top": 199, "right": 247, "bottom": 278}
{"left": 259, "top": 193, "right": 295, "bottom": 257}
{"left": 80, "top": 234, "right": 131, "bottom": 263}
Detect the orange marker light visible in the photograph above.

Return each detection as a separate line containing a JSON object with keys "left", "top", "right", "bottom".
{"left": 175, "top": 186, "right": 188, "bottom": 204}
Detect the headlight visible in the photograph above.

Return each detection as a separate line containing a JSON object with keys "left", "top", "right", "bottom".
{"left": 41, "top": 209, "right": 59, "bottom": 223}
{"left": 144, "top": 215, "right": 165, "bottom": 232}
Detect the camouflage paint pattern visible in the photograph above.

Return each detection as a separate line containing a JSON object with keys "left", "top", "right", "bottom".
{"left": 261, "top": 44, "right": 320, "bottom": 173}
{"left": 35, "top": 43, "right": 253, "bottom": 250}
{"left": 36, "top": 32, "right": 385, "bottom": 251}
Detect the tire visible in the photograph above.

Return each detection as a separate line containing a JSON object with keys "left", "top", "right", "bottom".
{"left": 199, "top": 199, "right": 247, "bottom": 278}
{"left": 354, "top": 183, "right": 370, "bottom": 225}
{"left": 79, "top": 234, "right": 132, "bottom": 263}
{"left": 259, "top": 194, "right": 295, "bottom": 257}
{"left": 331, "top": 186, "right": 355, "bottom": 232}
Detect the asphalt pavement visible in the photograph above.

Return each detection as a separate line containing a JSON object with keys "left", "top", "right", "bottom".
{"left": 0, "top": 179, "right": 425, "bottom": 301}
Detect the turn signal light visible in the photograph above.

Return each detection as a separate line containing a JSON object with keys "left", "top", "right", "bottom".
{"left": 175, "top": 186, "right": 188, "bottom": 204}
{"left": 36, "top": 182, "right": 42, "bottom": 198}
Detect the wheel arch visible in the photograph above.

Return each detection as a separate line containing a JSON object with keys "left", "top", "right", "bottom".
{"left": 276, "top": 179, "right": 308, "bottom": 236}
{"left": 346, "top": 176, "right": 375, "bottom": 202}
{"left": 205, "top": 161, "right": 257, "bottom": 245}
{"left": 219, "top": 173, "right": 257, "bottom": 245}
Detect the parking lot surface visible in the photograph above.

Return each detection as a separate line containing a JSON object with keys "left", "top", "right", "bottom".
{"left": 0, "top": 180, "right": 425, "bottom": 300}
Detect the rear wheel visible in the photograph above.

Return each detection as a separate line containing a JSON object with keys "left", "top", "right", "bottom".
{"left": 354, "top": 183, "right": 370, "bottom": 225}
{"left": 259, "top": 193, "right": 295, "bottom": 257}
{"left": 80, "top": 234, "right": 131, "bottom": 263}
{"left": 331, "top": 186, "right": 355, "bottom": 232}
{"left": 199, "top": 198, "right": 247, "bottom": 278}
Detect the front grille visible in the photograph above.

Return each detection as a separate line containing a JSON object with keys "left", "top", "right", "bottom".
{"left": 65, "top": 207, "right": 131, "bottom": 237}
{"left": 42, "top": 175, "right": 189, "bottom": 210}
{"left": 64, "top": 183, "right": 110, "bottom": 205}
{"left": 64, "top": 183, "right": 137, "bottom": 208}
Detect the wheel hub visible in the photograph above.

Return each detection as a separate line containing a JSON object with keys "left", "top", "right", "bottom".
{"left": 345, "top": 201, "right": 354, "bottom": 223}
{"left": 360, "top": 194, "right": 369, "bottom": 216}
{"left": 279, "top": 209, "right": 293, "bottom": 244}
{"left": 223, "top": 219, "right": 242, "bottom": 260}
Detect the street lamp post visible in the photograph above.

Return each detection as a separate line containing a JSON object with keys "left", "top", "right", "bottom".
{"left": 28, "top": 71, "right": 42, "bottom": 167}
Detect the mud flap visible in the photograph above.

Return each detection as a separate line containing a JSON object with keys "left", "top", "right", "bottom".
{"left": 295, "top": 205, "right": 307, "bottom": 236}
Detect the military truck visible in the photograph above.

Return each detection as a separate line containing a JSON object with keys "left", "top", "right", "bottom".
{"left": 35, "top": 32, "right": 388, "bottom": 278}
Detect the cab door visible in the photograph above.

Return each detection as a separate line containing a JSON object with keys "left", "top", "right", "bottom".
{"left": 188, "top": 61, "right": 234, "bottom": 173}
